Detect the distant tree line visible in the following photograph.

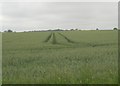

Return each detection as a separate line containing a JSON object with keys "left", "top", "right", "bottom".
{"left": 4, "top": 29, "right": 13, "bottom": 32}
{"left": 3, "top": 27, "right": 118, "bottom": 32}
{"left": 24, "top": 28, "right": 81, "bottom": 32}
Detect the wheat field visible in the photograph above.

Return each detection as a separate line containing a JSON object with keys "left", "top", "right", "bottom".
{"left": 2, "top": 30, "right": 118, "bottom": 84}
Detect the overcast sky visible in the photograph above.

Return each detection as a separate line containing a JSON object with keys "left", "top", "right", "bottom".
{"left": 1, "top": 2, "right": 118, "bottom": 32}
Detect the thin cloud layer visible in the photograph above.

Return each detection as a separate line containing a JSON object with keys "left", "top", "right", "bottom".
{"left": 1, "top": 2, "right": 118, "bottom": 32}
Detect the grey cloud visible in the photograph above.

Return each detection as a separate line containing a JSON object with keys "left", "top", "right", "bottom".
{"left": 1, "top": 2, "right": 118, "bottom": 31}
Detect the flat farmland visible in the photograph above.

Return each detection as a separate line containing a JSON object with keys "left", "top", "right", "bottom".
{"left": 2, "top": 30, "right": 118, "bottom": 84}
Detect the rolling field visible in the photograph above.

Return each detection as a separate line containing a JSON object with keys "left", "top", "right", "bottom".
{"left": 2, "top": 30, "right": 118, "bottom": 84}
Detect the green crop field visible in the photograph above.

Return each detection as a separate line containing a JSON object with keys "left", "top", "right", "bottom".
{"left": 0, "top": 32, "right": 2, "bottom": 85}
{"left": 2, "top": 30, "right": 118, "bottom": 84}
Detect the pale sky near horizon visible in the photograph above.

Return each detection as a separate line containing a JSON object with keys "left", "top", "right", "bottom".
{"left": 0, "top": 2, "right": 118, "bottom": 32}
